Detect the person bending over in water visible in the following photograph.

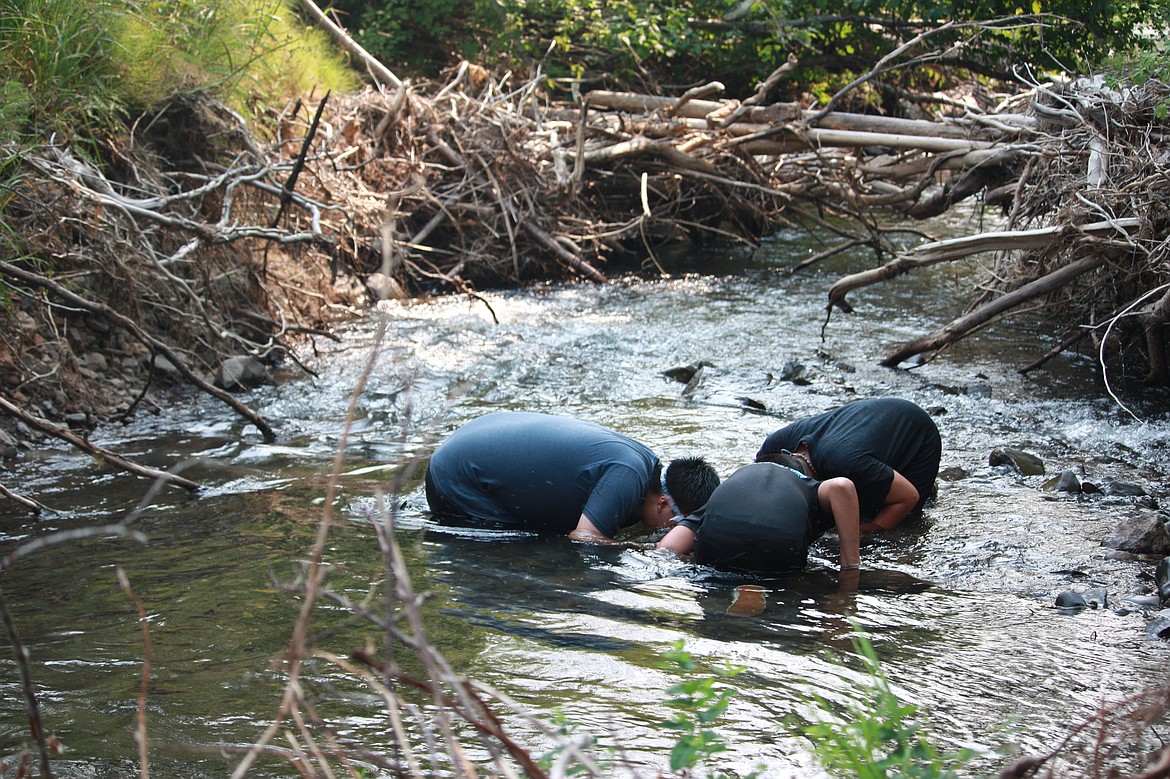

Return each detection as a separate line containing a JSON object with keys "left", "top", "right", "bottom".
{"left": 756, "top": 397, "right": 941, "bottom": 532}
{"left": 424, "top": 410, "right": 720, "bottom": 543}
{"left": 655, "top": 461, "right": 862, "bottom": 575}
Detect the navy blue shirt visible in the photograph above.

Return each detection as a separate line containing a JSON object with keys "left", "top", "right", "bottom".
{"left": 757, "top": 398, "right": 941, "bottom": 518}
{"left": 425, "top": 411, "right": 660, "bottom": 536}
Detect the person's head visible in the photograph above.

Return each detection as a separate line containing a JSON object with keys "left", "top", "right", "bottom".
{"left": 641, "top": 457, "right": 720, "bottom": 529}
{"left": 665, "top": 456, "right": 720, "bottom": 515}
{"left": 755, "top": 450, "right": 811, "bottom": 476}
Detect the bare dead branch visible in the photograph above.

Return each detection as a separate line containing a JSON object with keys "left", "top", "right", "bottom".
{"left": 0, "top": 260, "right": 276, "bottom": 443}
{"left": 0, "top": 394, "right": 201, "bottom": 490}
{"left": 881, "top": 254, "right": 1109, "bottom": 367}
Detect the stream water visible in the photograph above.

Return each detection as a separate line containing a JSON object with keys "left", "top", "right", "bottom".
{"left": 3, "top": 210, "right": 1170, "bottom": 778}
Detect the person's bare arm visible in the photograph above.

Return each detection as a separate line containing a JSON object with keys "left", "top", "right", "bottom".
{"left": 817, "top": 477, "right": 861, "bottom": 569}
{"left": 859, "top": 470, "right": 919, "bottom": 533}
{"left": 655, "top": 524, "right": 696, "bottom": 556}
{"left": 568, "top": 514, "right": 612, "bottom": 543}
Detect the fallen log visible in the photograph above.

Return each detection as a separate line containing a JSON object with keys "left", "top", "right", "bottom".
{"left": 856, "top": 147, "right": 1030, "bottom": 177}
{"left": 581, "top": 135, "right": 721, "bottom": 176}
{"left": 826, "top": 217, "right": 1141, "bottom": 311}
{"left": 624, "top": 113, "right": 998, "bottom": 154}
{"left": 0, "top": 395, "right": 201, "bottom": 491}
{"left": 880, "top": 254, "right": 1109, "bottom": 367}
{"left": 585, "top": 90, "right": 1021, "bottom": 139}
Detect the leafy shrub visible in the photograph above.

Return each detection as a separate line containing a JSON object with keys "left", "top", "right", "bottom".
{"left": 795, "top": 629, "right": 1006, "bottom": 778}
{"left": 659, "top": 640, "right": 762, "bottom": 778}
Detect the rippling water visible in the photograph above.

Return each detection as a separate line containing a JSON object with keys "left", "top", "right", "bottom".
{"left": 3, "top": 212, "right": 1170, "bottom": 777}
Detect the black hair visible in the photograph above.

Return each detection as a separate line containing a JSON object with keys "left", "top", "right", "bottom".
{"left": 755, "top": 451, "right": 811, "bottom": 476}
{"left": 665, "top": 456, "right": 720, "bottom": 515}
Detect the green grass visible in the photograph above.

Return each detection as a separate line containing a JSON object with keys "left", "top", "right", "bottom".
{"left": 112, "top": 0, "right": 358, "bottom": 116}
{"left": 0, "top": 0, "right": 125, "bottom": 140}
{"left": 0, "top": 0, "right": 357, "bottom": 144}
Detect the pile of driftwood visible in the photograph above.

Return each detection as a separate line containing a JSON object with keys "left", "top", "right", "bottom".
{"left": 307, "top": 65, "right": 1032, "bottom": 291}
{"left": 5, "top": 11, "right": 1170, "bottom": 498}
{"left": 822, "top": 77, "right": 1170, "bottom": 388}
{"left": 310, "top": 55, "right": 1168, "bottom": 390}
{"left": 296, "top": 0, "right": 1169, "bottom": 392}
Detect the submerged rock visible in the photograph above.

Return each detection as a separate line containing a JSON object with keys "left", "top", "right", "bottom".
{"left": 1055, "top": 590, "right": 1088, "bottom": 612}
{"left": 727, "top": 584, "right": 767, "bottom": 617}
{"left": 1103, "top": 478, "right": 1148, "bottom": 497}
{"left": 1102, "top": 512, "right": 1170, "bottom": 555}
{"left": 736, "top": 396, "right": 768, "bottom": 412}
{"left": 1045, "top": 470, "right": 1083, "bottom": 493}
{"left": 1157, "top": 556, "right": 1170, "bottom": 605}
{"left": 1055, "top": 588, "right": 1107, "bottom": 612}
{"left": 1121, "top": 593, "right": 1161, "bottom": 610}
{"left": 215, "top": 355, "right": 272, "bottom": 392}
{"left": 366, "top": 272, "right": 406, "bottom": 302}
{"left": 663, "top": 361, "right": 713, "bottom": 386}
{"left": 1082, "top": 587, "right": 1108, "bottom": 609}
{"left": 937, "top": 465, "right": 969, "bottom": 481}
{"left": 148, "top": 354, "right": 182, "bottom": 378}
{"left": 778, "top": 358, "right": 808, "bottom": 384}
{"left": 989, "top": 447, "right": 1046, "bottom": 476}
{"left": 1146, "top": 609, "right": 1170, "bottom": 640}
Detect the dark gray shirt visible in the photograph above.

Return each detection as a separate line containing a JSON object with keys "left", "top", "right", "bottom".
{"left": 680, "top": 462, "right": 829, "bottom": 573}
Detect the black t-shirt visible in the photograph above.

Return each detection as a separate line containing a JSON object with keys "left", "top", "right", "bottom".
{"left": 757, "top": 398, "right": 941, "bottom": 518}
{"left": 680, "top": 462, "right": 830, "bottom": 574}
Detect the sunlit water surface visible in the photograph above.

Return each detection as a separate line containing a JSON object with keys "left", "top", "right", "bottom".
{"left": 3, "top": 211, "right": 1170, "bottom": 777}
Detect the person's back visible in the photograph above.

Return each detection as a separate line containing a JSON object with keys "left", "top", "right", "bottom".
{"left": 757, "top": 397, "right": 941, "bottom": 522}
{"left": 425, "top": 411, "right": 659, "bottom": 536}
{"left": 691, "top": 462, "right": 830, "bottom": 573}
{"left": 656, "top": 462, "right": 862, "bottom": 574}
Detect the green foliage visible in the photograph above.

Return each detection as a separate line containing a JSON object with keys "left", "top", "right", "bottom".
{"left": 0, "top": 0, "right": 126, "bottom": 141}
{"left": 325, "top": 0, "right": 502, "bottom": 77}
{"left": 658, "top": 640, "right": 759, "bottom": 777}
{"left": 1102, "top": 18, "right": 1170, "bottom": 122}
{"left": 110, "top": 0, "right": 357, "bottom": 117}
{"left": 796, "top": 629, "right": 1005, "bottom": 779}
{"left": 319, "top": 0, "right": 1161, "bottom": 100}
{"left": 0, "top": 0, "right": 356, "bottom": 142}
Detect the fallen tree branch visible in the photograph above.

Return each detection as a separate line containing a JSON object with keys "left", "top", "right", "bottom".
{"left": 827, "top": 217, "right": 1141, "bottom": 310}
{"left": 0, "top": 260, "right": 276, "bottom": 443}
{"left": 0, "top": 395, "right": 201, "bottom": 490}
{"left": 270, "top": 91, "right": 330, "bottom": 229}
{"left": 0, "top": 584, "right": 55, "bottom": 779}
{"left": 719, "top": 54, "right": 799, "bottom": 127}
{"left": 521, "top": 221, "right": 608, "bottom": 283}
{"left": 585, "top": 90, "right": 995, "bottom": 139}
{"left": 0, "top": 484, "right": 52, "bottom": 514}
{"left": 880, "top": 254, "right": 1109, "bottom": 367}
{"left": 581, "top": 134, "right": 721, "bottom": 176}
{"left": 297, "top": 0, "right": 402, "bottom": 90}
